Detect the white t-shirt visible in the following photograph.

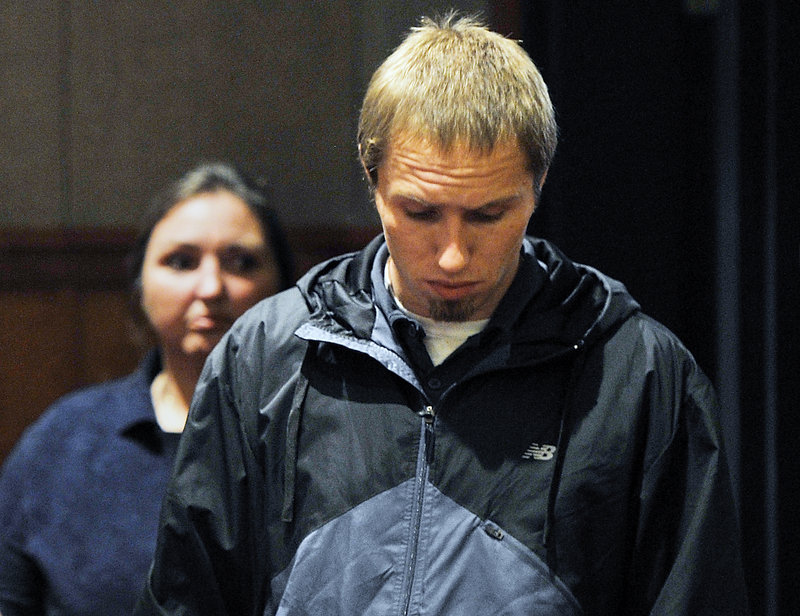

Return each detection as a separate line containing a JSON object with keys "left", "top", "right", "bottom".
{"left": 385, "top": 262, "right": 488, "bottom": 366}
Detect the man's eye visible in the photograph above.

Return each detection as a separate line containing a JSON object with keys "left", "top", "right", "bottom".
{"left": 466, "top": 210, "right": 504, "bottom": 224}
{"left": 405, "top": 208, "right": 438, "bottom": 221}
{"left": 164, "top": 253, "right": 197, "bottom": 271}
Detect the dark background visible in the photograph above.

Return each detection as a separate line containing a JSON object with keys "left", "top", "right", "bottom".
{"left": 501, "top": 1, "right": 797, "bottom": 614}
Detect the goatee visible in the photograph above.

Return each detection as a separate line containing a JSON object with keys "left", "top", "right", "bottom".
{"left": 429, "top": 298, "right": 477, "bottom": 322}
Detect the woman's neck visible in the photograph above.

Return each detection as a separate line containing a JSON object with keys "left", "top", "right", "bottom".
{"left": 150, "top": 354, "right": 205, "bottom": 433}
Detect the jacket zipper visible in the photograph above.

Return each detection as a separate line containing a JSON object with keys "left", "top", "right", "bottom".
{"left": 401, "top": 405, "right": 436, "bottom": 616}
{"left": 398, "top": 343, "right": 584, "bottom": 613}
{"left": 420, "top": 405, "right": 436, "bottom": 463}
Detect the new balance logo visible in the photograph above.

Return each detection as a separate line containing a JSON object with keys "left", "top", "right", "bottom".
{"left": 521, "top": 443, "right": 557, "bottom": 461}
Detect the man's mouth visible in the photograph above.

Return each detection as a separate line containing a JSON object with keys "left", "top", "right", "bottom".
{"left": 427, "top": 280, "right": 478, "bottom": 301}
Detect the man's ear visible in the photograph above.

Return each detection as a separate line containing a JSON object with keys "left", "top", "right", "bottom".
{"left": 538, "top": 169, "right": 548, "bottom": 191}
{"left": 533, "top": 168, "right": 548, "bottom": 204}
{"left": 358, "top": 143, "right": 379, "bottom": 189}
{"left": 358, "top": 144, "right": 374, "bottom": 186}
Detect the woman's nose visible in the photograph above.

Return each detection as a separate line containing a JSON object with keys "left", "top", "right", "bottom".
{"left": 195, "top": 258, "right": 224, "bottom": 298}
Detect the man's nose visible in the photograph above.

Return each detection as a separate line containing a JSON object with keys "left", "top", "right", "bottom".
{"left": 438, "top": 223, "right": 468, "bottom": 272}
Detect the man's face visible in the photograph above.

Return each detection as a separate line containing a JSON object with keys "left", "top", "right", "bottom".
{"left": 374, "top": 134, "right": 537, "bottom": 322}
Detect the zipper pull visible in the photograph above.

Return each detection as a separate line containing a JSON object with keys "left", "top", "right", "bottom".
{"left": 418, "top": 405, "right": 435, "bottom": 464}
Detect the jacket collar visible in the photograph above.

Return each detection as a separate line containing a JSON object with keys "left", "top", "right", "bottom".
{"left": 298, "top": 235, "right": 639, "bottom": 352}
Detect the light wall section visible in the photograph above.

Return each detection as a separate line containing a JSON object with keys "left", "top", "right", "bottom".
{"left": 1, "top": 2, "right": 485, "bottom": 230}
{"left": 1, "top": 3, "right": 64, "bottom": 227}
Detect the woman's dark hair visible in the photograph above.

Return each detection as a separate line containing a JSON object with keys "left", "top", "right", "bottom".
{"left": 128, "top": 161, "right": 294, "bottom": 293}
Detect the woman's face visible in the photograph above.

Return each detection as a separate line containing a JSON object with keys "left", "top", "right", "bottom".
{"left": 140, "top": 190, "right": 280, "bottom": 362}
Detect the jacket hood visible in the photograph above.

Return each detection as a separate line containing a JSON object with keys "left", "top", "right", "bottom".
{"left": 294, "top": 235, "right": 384, "bottom": 341}
{"left": 295, "top": 235, "right": 639, "bottom": 352}
{"left": 515, "top": 237, "right": 640, "bottom": 348}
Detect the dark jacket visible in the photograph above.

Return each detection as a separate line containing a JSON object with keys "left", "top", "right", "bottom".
{"left": 137, "top": 236, "right": 749, "bottom": 615}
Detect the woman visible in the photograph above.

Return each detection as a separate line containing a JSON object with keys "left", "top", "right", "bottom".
{"left": 0, "top": 162, "right": 294, "bottom": 616}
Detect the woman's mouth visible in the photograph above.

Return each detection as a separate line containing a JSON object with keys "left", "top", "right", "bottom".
{"left": 189, "top": 315, "right": 230, "bottom": 332}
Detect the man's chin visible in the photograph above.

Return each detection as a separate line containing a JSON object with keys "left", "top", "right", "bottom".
{"left": 429, "top": 299, "right": 478, "bottom": 322}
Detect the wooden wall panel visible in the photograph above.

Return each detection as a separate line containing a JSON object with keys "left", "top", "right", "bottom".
{"left": 1, "top": 290, "right": 84, "bottom": 460}
{"left": 0, "top": 225, "right": 379, "bottom": 464}
{"left": 79, "top": 291, "right": 144, "bottom": 383}
{"left": 0, "top": 289, "right": 144, "bottom": 465}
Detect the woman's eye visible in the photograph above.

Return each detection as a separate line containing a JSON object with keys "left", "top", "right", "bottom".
{"left": 222, "top": 251, "right": 262, "bottom": 274}
{"left": 164, "top": 252, "right": 197, "bottom": 271}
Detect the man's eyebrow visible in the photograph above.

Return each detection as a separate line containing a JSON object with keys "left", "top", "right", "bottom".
{"left": 394, "top": 193, "right": 523, "bottom": 209}
{"left": 474, "top": 194, "right": 524, "bottom": 209}
{"left": 392, "top": 194, "right": 435, "bottom": 207}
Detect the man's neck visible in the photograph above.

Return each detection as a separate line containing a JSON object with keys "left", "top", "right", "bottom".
{"left": 385, "top": 260, "right": 489, "bottom": 365}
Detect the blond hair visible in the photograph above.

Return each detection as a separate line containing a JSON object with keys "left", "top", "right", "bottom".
{"left": 358, "top": 12, "right": 557, "bottom": 190}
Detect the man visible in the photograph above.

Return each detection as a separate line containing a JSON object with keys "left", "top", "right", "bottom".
{"left": 136, "top": 14, "right": 749, "bottom": 615}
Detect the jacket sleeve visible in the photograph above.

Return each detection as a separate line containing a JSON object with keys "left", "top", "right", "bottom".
{"left": 135, "top": 333, "right": 270, "bottom": 616}
{"left": 628, "top": 350, "right": 750, "bottom": 615}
